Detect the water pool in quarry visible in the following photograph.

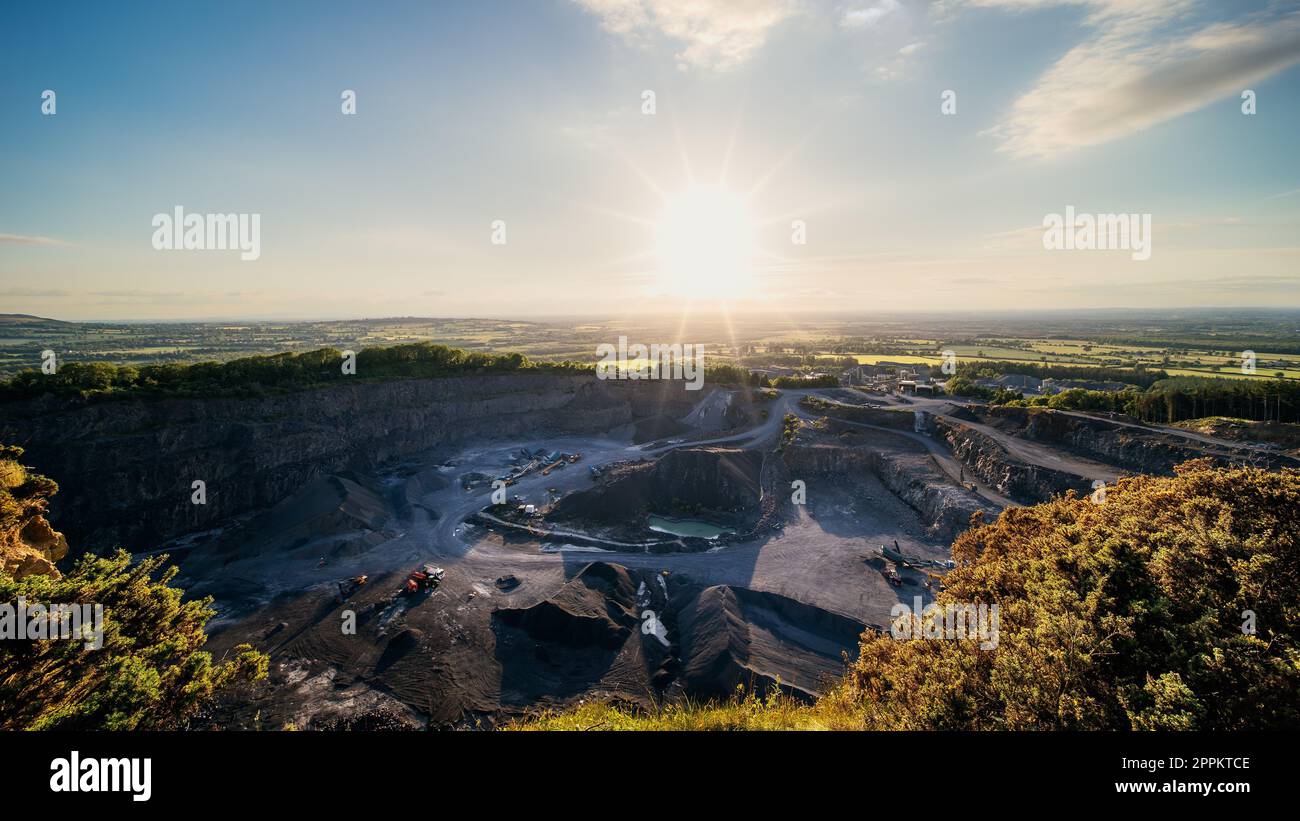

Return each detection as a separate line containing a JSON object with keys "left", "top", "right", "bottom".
{"left": 646, "top": 514, "right": 736, "bottom": 540}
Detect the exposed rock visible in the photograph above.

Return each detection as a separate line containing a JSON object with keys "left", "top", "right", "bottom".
{"left": 197, "top": 472, "right": 394, "bottom": 567}
{"left": 934, "top": 416, "right": 1093, "bottom": 503}
{"left": 783, "top": 440, "right": 994, "bottom": 542}
{"left": 0, "top": 447, "right": 68, "bottom": 579}
{"left": 988, "top": 406, "right": 1292, "bottom": 473}
{"left": 0, "top": 375, "right": 699, "bottom": 555}
{"left": 548, "top": 447, "right": 763, "bottom": 534}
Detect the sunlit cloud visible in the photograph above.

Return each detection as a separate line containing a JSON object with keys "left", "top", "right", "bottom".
{"left": 572, "top": 0, "right": 800, "bottom": 71}
{"left": 966, "top": 0, "right": 1300, "bottom": 158}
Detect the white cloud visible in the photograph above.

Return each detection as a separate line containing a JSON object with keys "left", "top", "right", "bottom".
{"left": 968, "top": 0, "right": 1300, "bottom": 158}
{"left": 840, "top": 0, "right": 902, "bottom": 30}
{"left": 573, "top": 0, "right": 800, "bottom": 71}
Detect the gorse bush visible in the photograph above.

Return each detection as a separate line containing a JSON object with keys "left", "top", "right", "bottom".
{"left": 0, "top": 448, "right": 267, "bottom": 730}
{"left": 0, "top": 550, "right": 267, "bottom": 730}
{"left": 837, "top": 461, "right": 1299, "bottom": 729}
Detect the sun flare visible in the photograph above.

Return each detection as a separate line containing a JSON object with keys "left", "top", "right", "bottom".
{"left": 653, "top": 184, "right": 757, "bottom": 300}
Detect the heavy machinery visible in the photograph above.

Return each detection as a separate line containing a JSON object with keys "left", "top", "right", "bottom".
{"left": 882, "top": 541, "right": 954, "bottom": 571}
{"left": 882, "top": 543, "right": 909, "bottom": 566}
{"left": 403, "top": 563, "right": 445, "bottom": 595}
{"left": 880, "top": 561, "right": 903, "bottom": 587}
{"left": 337, "top": 574, "right": 368, "bottom": 600}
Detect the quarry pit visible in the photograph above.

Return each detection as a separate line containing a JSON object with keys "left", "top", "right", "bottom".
{"left": 2, "top": 374, "right": 1286, "bottom": 729}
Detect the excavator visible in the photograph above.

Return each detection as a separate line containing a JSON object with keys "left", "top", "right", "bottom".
{"left": 337, "top": 574, "right": 368, "bottom": 600}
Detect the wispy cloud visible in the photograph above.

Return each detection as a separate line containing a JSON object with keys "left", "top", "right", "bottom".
{"left": 0, "top": 287, "right": 71, "bottom": 297}
{"left": 572, "top": 0, "right": 799, "bottom": 71}
{"left": 967, "top": 0, "right": 1300, "bottom": 158}
{"left": 89, "top": 289, "right": 186, "bottom": 298}
{"left": 0, "top": 233, "right": 65, "bottom": 246}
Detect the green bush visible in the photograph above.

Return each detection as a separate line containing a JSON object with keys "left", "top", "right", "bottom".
{"left": 0, "top": 550, "right": 267, "bottom": 730}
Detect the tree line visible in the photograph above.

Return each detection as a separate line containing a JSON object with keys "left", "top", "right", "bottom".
{"left": 1000, "top": 378, "right": 1300, "bottom": 423}
{"left": 0, "top": 343, "right": 594, "bottom": 401}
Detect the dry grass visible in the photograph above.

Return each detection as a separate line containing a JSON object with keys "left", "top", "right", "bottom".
{"left": 507, "top": 686, "right": 866, "bottom": 731}
{"left": 0, "top": 460, "right": 26, "bottom": 490}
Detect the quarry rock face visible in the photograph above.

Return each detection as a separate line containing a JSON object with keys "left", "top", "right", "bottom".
{"left": 992, "top": 406, "right": 1282, "bottom": 473}
{"left": 0, "top": 375, "right": 696, "bottom": 555}
{"left": 782, "top": 442, "right": 992, "bottom": 542}
{"left": 934, "top": 417, "right": 1094, "bottom": 503}
{"left": 550, "top": 447, "right": 763, "bottom": 526}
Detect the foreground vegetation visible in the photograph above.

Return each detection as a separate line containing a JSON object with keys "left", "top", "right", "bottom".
{"left": 0, "top": 448, "right": 267, "bottom": 729}
{"left": 514, "top": 461, "right": 1300, "bottom": 730}
{"left": 0, "top": 552, "right": 268, "bottom": 729}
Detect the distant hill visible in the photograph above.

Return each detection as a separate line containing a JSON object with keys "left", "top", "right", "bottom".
{"left": 0, "top": 314, "right": 71, "bottom": 326}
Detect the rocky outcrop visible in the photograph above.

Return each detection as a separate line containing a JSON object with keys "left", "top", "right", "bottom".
{"left": 0, "top": 375, "right": 698, "bottom": 556}
{"left": 0, "top": 446, "right": 68, "bottom": 579}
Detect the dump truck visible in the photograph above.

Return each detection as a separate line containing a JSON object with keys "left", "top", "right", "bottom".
{"left": 403, "top": 563, "right": 445, "bottom": 595}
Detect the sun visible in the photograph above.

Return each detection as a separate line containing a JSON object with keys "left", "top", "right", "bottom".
{"left": 654, "top": 184, "right": 757, "bottom": 300}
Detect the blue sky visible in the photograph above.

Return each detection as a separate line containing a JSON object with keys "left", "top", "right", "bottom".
{"left": 2, "top": 0, "right": 1299, "bottom": 319}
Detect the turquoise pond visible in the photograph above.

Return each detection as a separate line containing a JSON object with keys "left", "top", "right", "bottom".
{"left": 646, "top": 514, "right": 735, "bottom": 540}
